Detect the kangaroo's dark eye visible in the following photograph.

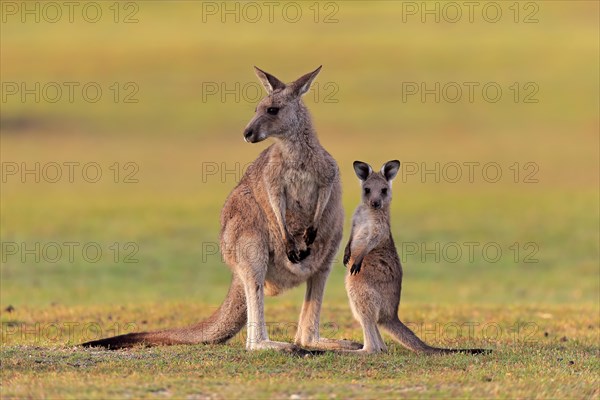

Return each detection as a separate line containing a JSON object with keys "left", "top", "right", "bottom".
{"left": 364, "top": 188, "right": 370, "bottom": 195}
{"left": 267, "top": 107, "right": 279, "bottom": 115}
{"left": 381, "top": 188, "right": 388, "bottom": 195}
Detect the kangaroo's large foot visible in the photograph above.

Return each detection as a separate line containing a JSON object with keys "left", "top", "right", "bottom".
{"left": 299, "top": 337, "right": 363, "bottom": 351}
{"left": 336, "top": 347, "right": 384, "bottom": 355}
{"left": 248, "top": 339, "right": 297, "bottom": 351}
{"left": 247, "top": 340, "right": 322, "bottom": 356}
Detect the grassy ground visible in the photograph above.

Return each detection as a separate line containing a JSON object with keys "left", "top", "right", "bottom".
{"left": 1, "top": 1, "right": 599, "bottom": 399}
{"left": 2, "top": 303, "right": 599, "bottom": 399}
{"left": 1, "top": 304, "right": 600, "bottom": 399}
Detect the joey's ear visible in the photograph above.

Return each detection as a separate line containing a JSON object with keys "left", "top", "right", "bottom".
{"left": 254, "top": 66, "right": 286, "bottom": 94}
{"left": 381, "top": 160, "right": 401, "bottom": 181}
{"left": 290, "top": 65, "right": 322, "bottom": 97}
{"left": 353, "top": 161, "right": 372, "bottom": 181}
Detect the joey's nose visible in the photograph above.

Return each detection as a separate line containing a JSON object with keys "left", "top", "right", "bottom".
{"left": 243, "top": 128, "right": 253, "bottom": 141}
{"left": 371, "top": 200, "right": 381, "bottom": 209}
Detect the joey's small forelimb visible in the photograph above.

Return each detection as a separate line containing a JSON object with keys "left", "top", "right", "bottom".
{"left": 343, "top": 241, "right": 351, "bottom": 266}
{"left": 350, "top": 254, "right": 364, "bottom": 275}
{"left": 348, "top": 235, "right": 380, "bottom": 275}
{"left": 343, "top": 224, "right": 355, "bottom": 267}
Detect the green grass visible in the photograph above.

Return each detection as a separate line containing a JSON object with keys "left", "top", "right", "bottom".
{"left": 1, "top": 303, "right": 598, "bottom": 399}
{"left": 1, "top": 1, "right": 599, "bottom": 398}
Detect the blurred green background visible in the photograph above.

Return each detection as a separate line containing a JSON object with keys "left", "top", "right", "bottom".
{"left": 1, "top": 1, "right": 598, "bottom": 310}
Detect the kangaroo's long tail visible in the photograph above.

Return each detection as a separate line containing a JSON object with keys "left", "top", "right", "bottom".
{"left": 81, "top": 274, "right": 247, "bottom": 349}
{"left": 381, "top": 318, "right": 490, "bottom": 355}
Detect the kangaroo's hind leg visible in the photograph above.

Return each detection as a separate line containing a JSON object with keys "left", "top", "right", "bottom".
{"left": 359, "top": 317, "right": 386, "bottom": 354}
{"left": 235, "top": 238, "right": 299, "bottom": 352}
{"left": 337, "top": 316, "right": 386, "bottom": 355}
{"left": 223, "top": 212, "right": 301, "bottom": 353}
{"left": 342, "top": 280, "right": 388, "bottom": 354}
{"left": 294, "top": 268, "right": 362, "bottom": 351}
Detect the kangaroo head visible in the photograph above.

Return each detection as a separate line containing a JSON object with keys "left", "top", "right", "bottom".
{"left": 243, "top": 66, "right": 322, "bottom": 143}
{"left": 353, "top": 160, "right": 401, "bottom": 210}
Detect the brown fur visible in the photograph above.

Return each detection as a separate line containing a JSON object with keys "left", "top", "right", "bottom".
{"left": 82, "top": 67, "right": 360, "bottom": 352}
{"left": 343, "top": 160, "right": 489, "bottom": 355}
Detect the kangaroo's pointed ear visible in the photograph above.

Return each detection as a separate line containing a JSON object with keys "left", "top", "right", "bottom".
{"left": 254, "top": 66, "right": 286, "bottom": 94}
{"left": 353, "top": 161, "right": 372, "bottom": 181}
{"left": 381, "top": 160, "right": 401, "bottom": 181}
{"left": 290, "top": 65, "right": 322, "bottom": 97}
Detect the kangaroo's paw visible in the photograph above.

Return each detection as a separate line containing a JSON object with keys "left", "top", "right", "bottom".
{"left": 286, "top": 239, "right": 301, "bottom": 264}
{"left": 304, "top": 226, "right": 317, "bottom": 246}
{"left": 298, "top": 247, "right": 311, "bottom": 261}
{"left": 299, "top": 337, "right": 363, "bottom": 351}
{"left": 343, "top": 248, "right": 351, "bottom": 266}
{"left": 350, "top": 261, "right": 362, "bottom": 275}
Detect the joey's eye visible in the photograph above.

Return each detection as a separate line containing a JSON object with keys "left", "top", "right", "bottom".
{"left": 267, "top": 107, "right": 279, "bottom": 115}
{"left": 364, "top": 188, "right": 371, "bottom": 195}
{"left": 381, "top": 188, "right": 388, "bottom": 195}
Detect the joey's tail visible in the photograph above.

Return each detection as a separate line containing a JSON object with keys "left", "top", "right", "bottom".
{"left": 381, "top": 318, "right": 490, "bottom": 355}
{"left": 82, "top": 275, "right": 247, "bottom": 349}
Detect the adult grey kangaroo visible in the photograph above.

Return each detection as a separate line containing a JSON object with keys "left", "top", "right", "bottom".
{"left": 343, "top": 160, "right": 489, "bottom": 355}
{"left": 83, "top": 67, "right": 360, "bottom": 353}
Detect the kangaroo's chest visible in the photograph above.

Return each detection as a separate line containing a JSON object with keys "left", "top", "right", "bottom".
{"left": 352, "top": 209, "right": 388, "bottom": 249}
{"left": 284, "top": 167, "right": 318, "bottom": 201}
{"left": 355, "top": 218, "right": 381, "bottom": 243}
{"left": 282, "top": 167, "right": 319, "bottom": 230}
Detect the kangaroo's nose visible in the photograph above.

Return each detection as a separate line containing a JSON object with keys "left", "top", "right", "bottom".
{"left": 243, "top": 128, "right": 253, "bottom": 141}
{"left": 371, "top": 200, "right": 381, "bottom": 209}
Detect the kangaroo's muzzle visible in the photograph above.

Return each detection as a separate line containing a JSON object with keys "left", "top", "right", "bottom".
{"left": 243, "top": 127, "right": 266, "bottom": 143}
{"left": 243, "top": 127, "right": 254, "bottom": 142}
